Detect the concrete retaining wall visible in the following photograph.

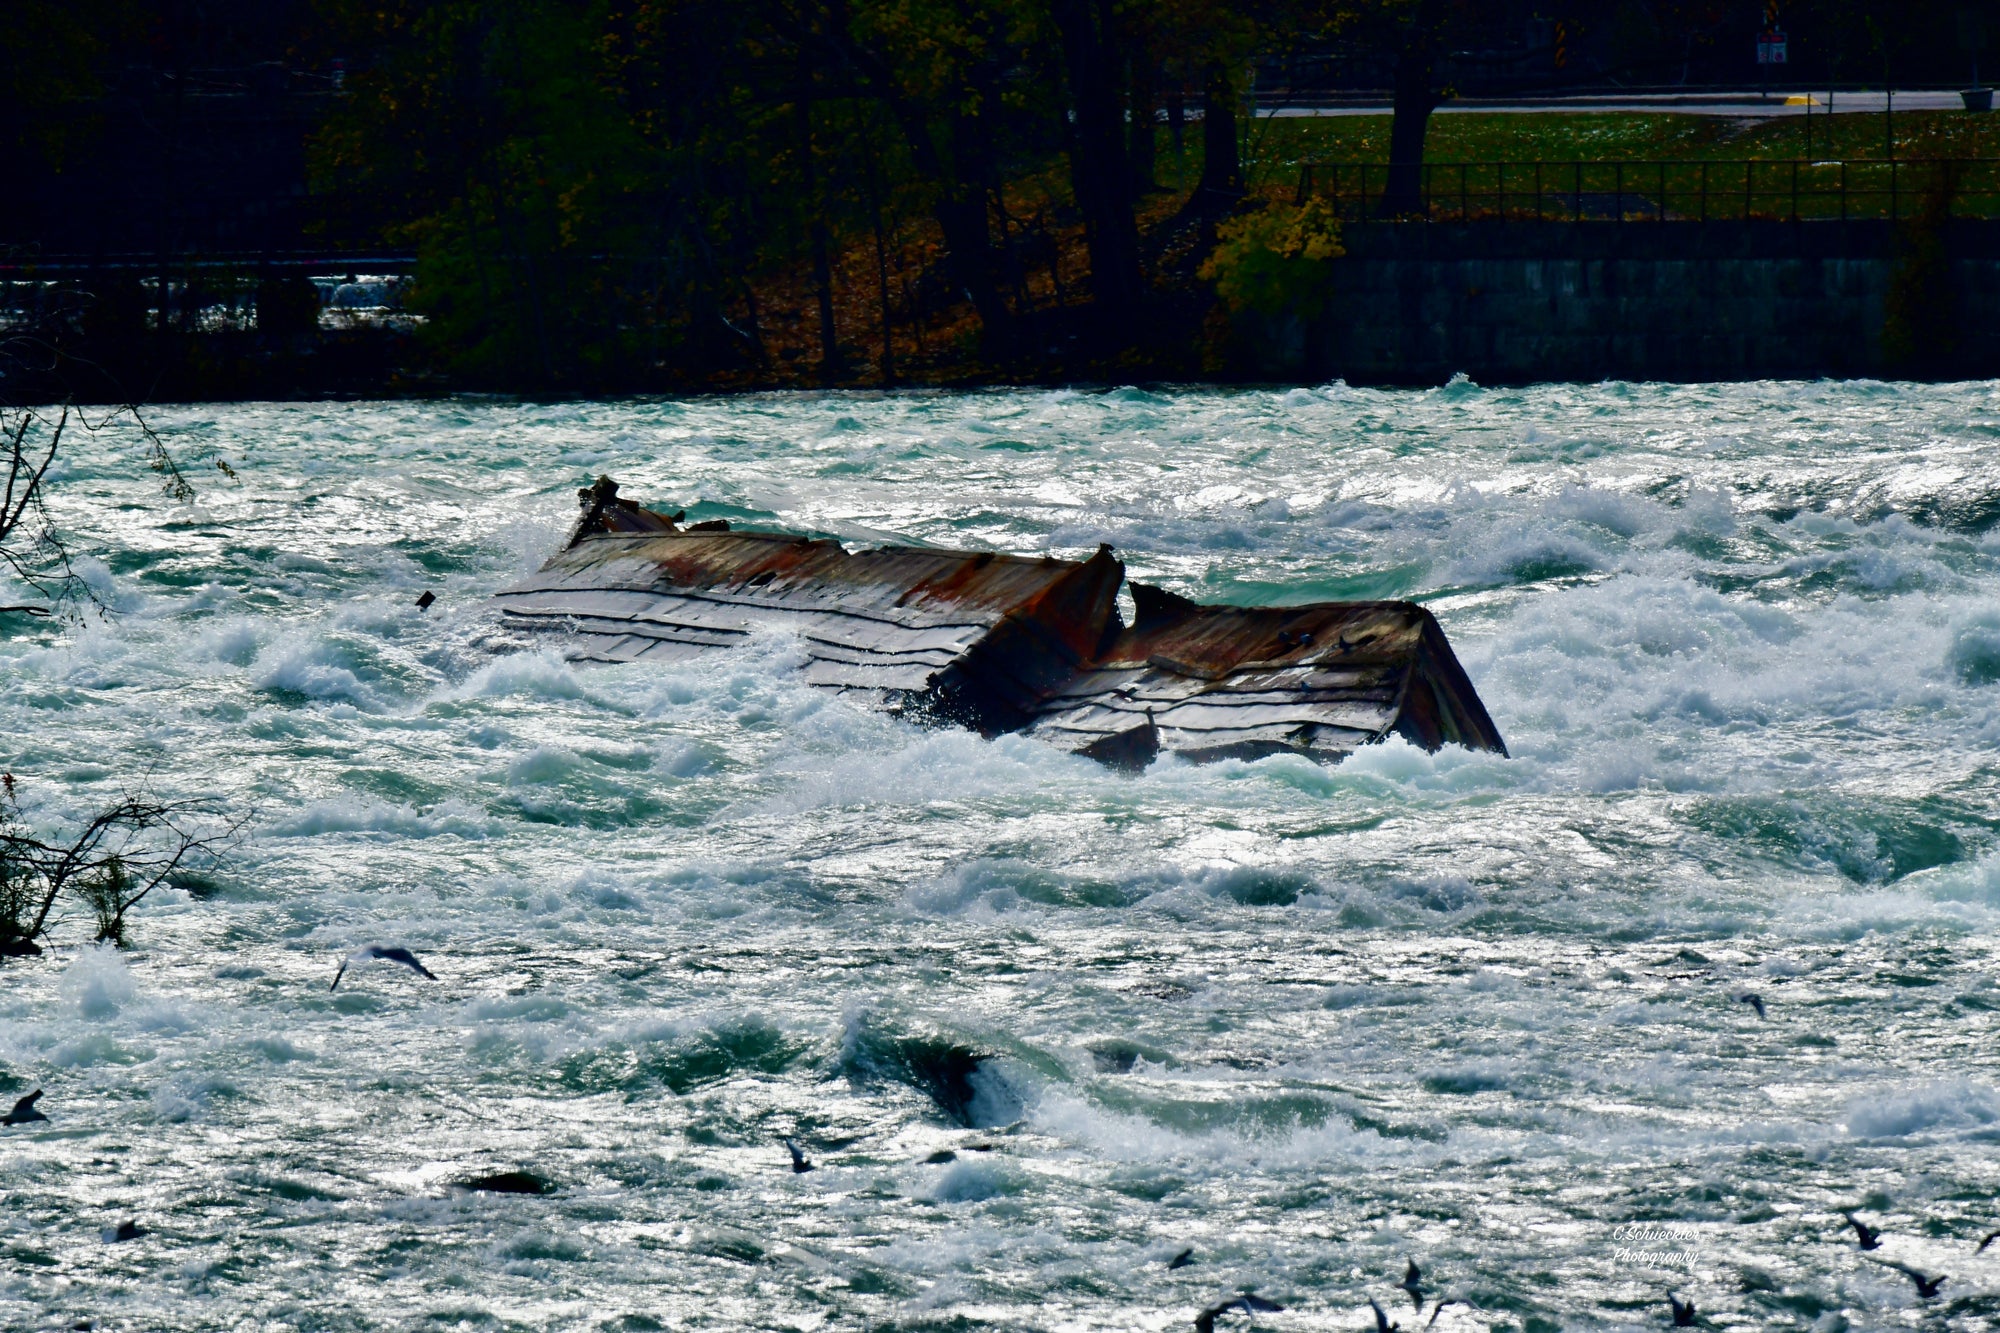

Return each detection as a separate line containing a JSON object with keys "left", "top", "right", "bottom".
{"left": 1243, "top": 220, "right": 2000, "bottom": 384}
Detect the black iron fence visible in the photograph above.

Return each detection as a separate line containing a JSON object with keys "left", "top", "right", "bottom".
{"left": 1294, "top": 159, "right": 2000, "bottom": 222}
{"left": 0, "top": 252, "right": 417, "bottom": 277}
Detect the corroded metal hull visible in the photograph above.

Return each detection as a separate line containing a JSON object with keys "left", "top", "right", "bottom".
{"left": 492, "top": 478, "right": 1506, "bottom": 768}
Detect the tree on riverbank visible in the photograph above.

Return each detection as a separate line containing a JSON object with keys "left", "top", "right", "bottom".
{"left": 310, "top": 0, "right": 1358, "bottom": 388}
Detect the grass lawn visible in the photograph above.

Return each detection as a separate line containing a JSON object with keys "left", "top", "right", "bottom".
{"left": 1247, "top": 110, "right": 2000, "bottom": 168}
{"left": 1244, "top": 112, "right": 2000, "bottom": 219}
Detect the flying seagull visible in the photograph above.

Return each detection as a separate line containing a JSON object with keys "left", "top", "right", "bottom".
{"left": 1401, "top": 1258, "right": 1427, "bottom": 1311}
{"left": 1168, "top": 1247, "right": 1195, "bottom": 1269}
{"left": 1368, "top": 1298, "right": 1400, "bottom": 1332}
{"left": 1669, "top": 1293, "right": 1697, "bottom": 1326}
{"left": 1193, "top": 1295, "right": 1283, "bottom": 1333}
{"left": 1845, "top": 1214, "right": 1883, "bottom": 1251}
{"left": 1424, "top": 1300, "right": 1466, "bottom": 1329}
{"left": 1977, "top": 1227, "right": 2000, "bottom": 1253}
{"left": 3, "top": 1089, "right": 48, "bottom": 1125}
{"left": 1733, "top": 992, "right": 1766, "bottom": 1020}
{"left": 1883, "top": 1263, "right": 1946, "bottom": 1299}
{"left": 783, "top": 1137, "right": 814, "bottom": 1173}
{"left": 331, "top": 945, "right": 437, "bottom": 991}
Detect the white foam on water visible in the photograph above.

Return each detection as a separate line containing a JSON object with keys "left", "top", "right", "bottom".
{"left": 1842, "top": 1079, "right": 2000, "bottom": 1140}
{"left": 4, "top": 385, "right": 2000, "bottom": 1331}
{"left": 264, "top": 794, "right": 502, "bottom": 840}
{"left": 446, "top": 648, "right": 593, "bottom": 702}
{"left": 60, "top": 943, "right": 136, "bottom": 1019}
{"left": 253, "top": 634, "right": 386, "bottom": 708}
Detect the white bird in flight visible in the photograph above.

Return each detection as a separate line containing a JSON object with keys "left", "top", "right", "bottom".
{"left": 331, "top": 945, "right": 437, "bottom": 990}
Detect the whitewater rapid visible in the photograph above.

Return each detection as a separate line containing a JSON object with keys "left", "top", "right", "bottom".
{"left": 2, "top": 382, "right": 1998, "bottom": 1331}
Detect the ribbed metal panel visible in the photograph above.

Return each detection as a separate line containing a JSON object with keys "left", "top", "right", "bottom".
{"left": 493, "top": 485, "right": 1505, "bottom": 768}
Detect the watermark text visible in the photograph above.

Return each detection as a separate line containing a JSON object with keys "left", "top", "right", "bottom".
{"left": 1609, "top": 1223, "right": 1702, "bottom": 1270}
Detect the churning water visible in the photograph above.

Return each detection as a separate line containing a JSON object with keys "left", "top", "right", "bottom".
{"left": 3, "top": 381, "right": 2000, "bottom": 1332}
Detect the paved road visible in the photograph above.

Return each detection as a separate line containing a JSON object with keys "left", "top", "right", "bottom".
{"left": 1258, "top": 90, "right": 1985, "bottom": 118}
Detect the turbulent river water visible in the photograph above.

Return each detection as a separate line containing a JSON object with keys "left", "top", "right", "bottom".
{"left": 4, "top": 382, "right": 2000, "bottom": 1333}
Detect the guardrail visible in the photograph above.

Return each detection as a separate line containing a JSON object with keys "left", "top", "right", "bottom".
{"left": 0, "top": 252, "right": 418, "bottom": 276}
{"left": 1294, "top": 159, "right": 2000, "bottom": 222}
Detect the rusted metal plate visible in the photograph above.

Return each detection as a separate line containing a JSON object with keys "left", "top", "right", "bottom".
{"left": 493, "top": 478, "right": 1506, "bottom": 767}
{"left": 1022, "top": 591, "right": 1505, "bottom": 763}
{"left": 497, "top": 482, "right": 1122, "bottom": 735}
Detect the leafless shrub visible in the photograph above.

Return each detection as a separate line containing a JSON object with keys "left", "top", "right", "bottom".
{"left": 0, "top": 401, "right": 198, "bottom": 618}
{"left": 0, "top": 294, "right": 195, "bottom": 618}
{"left": 73, "top": 853, "right": 133, "bottom": 945}
{"left": 0, "top": 778, "right": 245, "bottom": 956}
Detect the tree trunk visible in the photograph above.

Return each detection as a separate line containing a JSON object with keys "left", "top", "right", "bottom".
{"left": 902, "top": 270, "right": 926, "bottom": 354}
{"left": 991, "top": 189, "right": 1037, "bottom": 316}
{"left": 939, "top": 111, "right": 1016, "bottom": 353}
{"left": 1196, "top": 62, "right": 1241, "bottom": 202}
{"left": 864, "top": 144, "right": 896, "bottom": 386}
{"left": 1052, "top": 0, "right": 1145, "bottom": 328}
{"left": 820, "top": 6, "right": 1016, "bottom": 352}
{"left": 729, "top": 180, "right": 769, "bottom": 366}
{"left": 1381, "top": 0, "right": 1447, "bottom": 217}
{"left": 1129, "top": 55, "right": 1158, "bottom": 193}
{"left": 498, "top": 197, "right": 557, "bottom": 387}
{"left": 794, "top": 79, "right": 843, "bottom": 383}
{"left": 933, "top": 190, "right": 1013, "bottom": 345}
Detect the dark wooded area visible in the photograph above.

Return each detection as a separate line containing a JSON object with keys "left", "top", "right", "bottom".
{"left": 0, "top": 0, "right": 1993, "bottom": 396}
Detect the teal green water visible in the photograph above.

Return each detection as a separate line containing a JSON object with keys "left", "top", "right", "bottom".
{"left": 2, "top": 381, "right": 2000, "bottom": 1331}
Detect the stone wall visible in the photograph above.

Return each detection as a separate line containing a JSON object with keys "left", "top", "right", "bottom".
{"left": 1241, "top": 220, "right": 2000, "bottom": 384}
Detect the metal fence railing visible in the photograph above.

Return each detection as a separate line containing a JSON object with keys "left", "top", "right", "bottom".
{"left": 1294, "top": 159, "right": 2000, "bottom": 222}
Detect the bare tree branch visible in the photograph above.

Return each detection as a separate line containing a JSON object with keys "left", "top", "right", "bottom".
{"left": 0, "top": 287, "right": 198, "bottom": 617}
{"left": 0, "top": 781, "right": 245, "bottom": 953}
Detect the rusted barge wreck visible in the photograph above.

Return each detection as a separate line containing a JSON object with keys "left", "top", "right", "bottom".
{"left": 493, "top": 478, "right": 1507, "bottom": 769}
